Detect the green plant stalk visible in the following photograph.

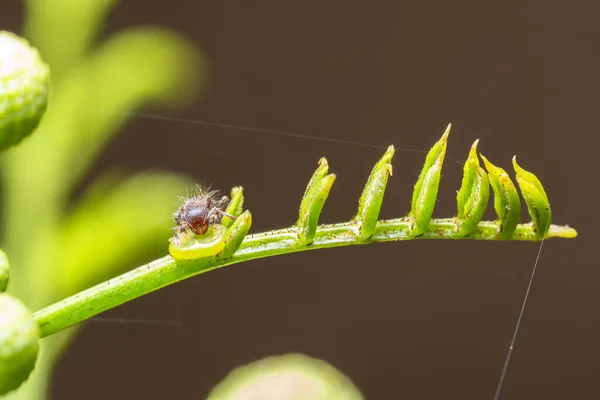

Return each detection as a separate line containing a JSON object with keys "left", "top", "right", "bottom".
{"left": 34, "top": 217, "right": 575, "bottom": 338}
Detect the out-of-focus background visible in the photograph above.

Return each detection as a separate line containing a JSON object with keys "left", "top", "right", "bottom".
{"left": 2, "top": 1, "right": 597, "bottom": 399}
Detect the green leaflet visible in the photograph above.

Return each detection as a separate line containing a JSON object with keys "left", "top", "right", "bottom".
{"left": 408, "top": 124, "right": 450, "bottom": 236}
{"left": 0, "top": 250, "right": 8, "bottom": 292}
{"left": 513, "top": 157, "right": 552, "bottom": 238}
{"left": 298, "top": 157, "right": 330, "bottom": 221}
{"left": 222, "top": 186, "right": 244, "bottom": 228}
{"left": 481, "top": 155, "right": 521, "bottom": 239}
{"left": 297, "top": 158, "right": 336, "bottom": 245}
{"left": 355, "top": 145, "right": 395, "bottom": 238}
{"left": 219, "top": 210, "right": 253, "bottom": 260}
{"left": 169, "top": 224, "right": 228, "bottom": 260}
{"left": 456, "top": 140, "right": 490, "bottom": 236}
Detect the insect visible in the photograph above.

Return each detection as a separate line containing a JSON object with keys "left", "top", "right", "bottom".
{"left": 172, "top": 187, "right": 236, "bottom": 244}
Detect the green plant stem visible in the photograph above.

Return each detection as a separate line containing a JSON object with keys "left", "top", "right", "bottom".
{"left": 33, "top": 218, "right": 576, "bottom": 338}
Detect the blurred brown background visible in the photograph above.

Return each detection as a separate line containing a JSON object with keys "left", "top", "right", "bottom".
{"left": 3, "top": 1, "right": 598, "bottom": 399}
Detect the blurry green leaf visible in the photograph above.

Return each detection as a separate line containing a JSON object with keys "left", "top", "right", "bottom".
{"left": 25, "top": 0, "right": 119, "bottom": 80}
{"left": 55, "top": 171, "right": 192, "bottom": 295}
{"left": 85, "top": 26, "right": 203, "bottom": 109}
{"left": 6, "top": 26, "right": 203, "bottom": 193}
{"left": 207, "top": 353, "right": 364, "bottom": 400}
{"left": 59, "top": 26, "right": 203, "bottom": 188}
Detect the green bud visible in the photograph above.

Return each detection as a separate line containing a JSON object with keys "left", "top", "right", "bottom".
{"left": 298, "top": 157, "right": 330, "bottom": 221}
{"left": 222, "top": 186, "right": 244, "bottom": 228}
{"left": 480, "top": 155, "right": 521, "bottom": 239}
{"left": 512, "top": 156, "right": 552, "bottom": 239}
{"left": 456, "top": 140, "right": 490, "bottom": 236}
{"left": 0, "top": 31, "right": 50, "bottom": 150}
{"left": 0, "top": 294, "right": 40, "bottom": 395}
{"left": 219, "top": 210, "right": 253, "bottom": 259}
{"left": 297, "top": 158, "right": 336, "bottom": 245}
{"left": 207, "top": 353, "right": 364, "bottom": 400}
{"left": 0, "top": 250, "right": 8, "bottom": 292}
{"left": 408, "top": 124, "right": 450, "bottom": 236}
{"left": 355, "top": 145, "right": 395, "bottom": 239}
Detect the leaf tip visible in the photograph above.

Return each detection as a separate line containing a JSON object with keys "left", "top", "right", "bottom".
{"left": 441, "top": 123, "right": 451, "bottom": 141}
{"left": 512, "top": 155, "right": 521, "bottom": 172}
{"left": 546, "top": 225, "right": 578, "bottom": 239}
{"left": 480, "top": 153, "right": 491, "bottom": 169}
{"left": 468, "top": 139, "right": 481, "bottom": 162}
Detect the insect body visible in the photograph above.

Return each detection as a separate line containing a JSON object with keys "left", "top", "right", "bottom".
{"left": 173, "top": 189, "right": 235, "bottom": 243}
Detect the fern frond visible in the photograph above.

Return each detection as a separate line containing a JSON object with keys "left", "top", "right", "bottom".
{"left": 34, "top": 126, "right": 577, "bottom": 338}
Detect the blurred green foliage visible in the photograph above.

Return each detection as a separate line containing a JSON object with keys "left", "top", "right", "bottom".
{"left": 2, "top": 0, "right": 203, "bottom": 398}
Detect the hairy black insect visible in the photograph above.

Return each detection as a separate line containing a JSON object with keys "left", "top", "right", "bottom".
{"left": 173, "top": 188, "right": 234, "bottom": 242}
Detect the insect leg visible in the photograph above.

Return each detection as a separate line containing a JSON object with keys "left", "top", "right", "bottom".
{"left": 214, "top": 208, "right": 237, "bottom": 221}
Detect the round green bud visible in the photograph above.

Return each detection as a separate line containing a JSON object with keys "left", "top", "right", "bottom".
{"left": 0, "top": 31, "right": 50, "bottom": 150}
{"left": 0, "top": 294, "right": 40, "bottom": 395}
{"left": 0, "top": 250, "right": 8, "bottom": 292}
{"left": 207, "top": 353, "right": 364, "bottom": 400}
